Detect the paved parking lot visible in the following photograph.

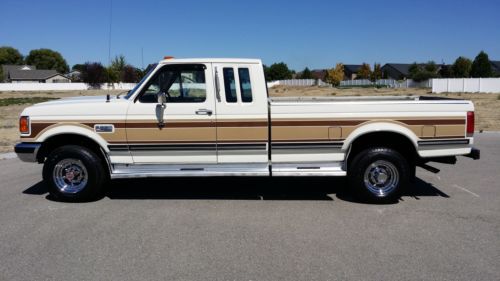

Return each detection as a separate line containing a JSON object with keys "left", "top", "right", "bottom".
{"left": 0, "top": 133, "right": 499, "bottom": 280}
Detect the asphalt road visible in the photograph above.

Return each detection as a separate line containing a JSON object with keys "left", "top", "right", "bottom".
{"left": 0, "top": 134, "right": 499, "bottom": 281}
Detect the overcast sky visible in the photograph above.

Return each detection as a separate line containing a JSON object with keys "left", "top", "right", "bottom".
{"left": 1, "top": 0, "right": 499, "bottom": 70}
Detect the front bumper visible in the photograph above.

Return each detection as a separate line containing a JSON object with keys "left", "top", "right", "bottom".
{"left": 14, "top": 142, "right": 41, "bottom": 162}
{"left": 464, "top": 147, "right": 480, "bottom": 160}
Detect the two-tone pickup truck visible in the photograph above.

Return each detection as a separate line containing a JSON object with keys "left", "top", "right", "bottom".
{"left": 15, "top": 58, "right": 480, "bottom": 202}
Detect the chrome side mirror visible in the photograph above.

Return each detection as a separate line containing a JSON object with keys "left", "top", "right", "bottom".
{"left": 157, "top": 91, "right": 167, "bottom": 105}
{"left": 156, "top": 92, "right": 167, "bottom": 128}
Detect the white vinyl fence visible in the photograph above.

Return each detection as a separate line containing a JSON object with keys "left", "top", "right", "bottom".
{"left": 340, "top": 79, "right": 432, "bottom": 88}
{"left": 267, "top": 79, "right": 330, "bottom": 88}
{"left": 432, "top": 78, "right": 500, "bottom": 93}
{"left": 0, "top": 82, "right": 137, "bottom": 92}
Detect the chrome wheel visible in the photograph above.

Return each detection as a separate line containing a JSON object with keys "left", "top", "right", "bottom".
{"left": 52, "top": 158, "right": 88, "bottom": 194}
{"left": 363, "top": 160, "right": 399, "bottom": 197}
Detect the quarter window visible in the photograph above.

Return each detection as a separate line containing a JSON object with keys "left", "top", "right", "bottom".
{"left": 238, "top": 68, "right": 253, "bottom": 102}
{"left": 223, "top": 68, "right": 237, "bottom": 103}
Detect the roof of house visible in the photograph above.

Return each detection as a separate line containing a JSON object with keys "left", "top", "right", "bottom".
{"left": 344, "top": 65, "right": 362, "bottom": 73}
{"left": 9, "top": 69, "right": 60, "bottom": 80}
{"left": 491, "top": 61, "right": 500, "bottom": 72}
{"left": 2, "top": 65, "right": 37, "bottom": 74}
{"left": 381, "top": 63, "right": 416, "bottom": 76}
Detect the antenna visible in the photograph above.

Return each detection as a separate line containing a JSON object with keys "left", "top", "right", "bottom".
{"left": 108, "top": 0, "right": 113, "bottom": 66}
{"left": 141, "top": 47, "right": 144, "bottom": 69}
{"left": 106, "top": 0, "right": 113, "bottom": 97}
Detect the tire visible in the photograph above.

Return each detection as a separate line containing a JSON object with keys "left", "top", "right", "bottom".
{"left": 43, "top": 145, "right": 106, "bottom": 202}
{"left": 348, "top": 147, "right": 410, "bottom": 203}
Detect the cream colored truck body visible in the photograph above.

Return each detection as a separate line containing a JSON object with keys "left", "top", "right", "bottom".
{"left": 15, "top": 58, "right": 478, "bottom": 179}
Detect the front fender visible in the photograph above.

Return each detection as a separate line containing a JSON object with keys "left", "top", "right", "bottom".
{"left": 35, "top": 124, "right": 110, "bottom": 153}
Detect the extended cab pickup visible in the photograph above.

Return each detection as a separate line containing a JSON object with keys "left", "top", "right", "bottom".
{"left": 15, "top": 58, "right": 480, "bottom": 202}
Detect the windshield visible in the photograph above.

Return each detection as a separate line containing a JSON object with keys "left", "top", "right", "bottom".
{"left": 124, "top": 64, "right": 158, "bottom": 100}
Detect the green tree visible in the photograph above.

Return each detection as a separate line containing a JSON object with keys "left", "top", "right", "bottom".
{"left": 81, "top": 62, "right": 106, "bottom": 88}
{"left": 357, "top": 63, "right": 372, "bottom": 79}
{"left": 470, "top": 51, "right": 493, "bottom": 78}
{"left": 0, "top": 46, "right": 24, "bottom": 65}
{"left": 25, "top": 48, "right": 69, "bottom": 73}
{"left": 72, "top": 64, "right": 86, "bottom": 72}
{"left": 0, "top": 67, "right": 4, "bottom": 82}
{"left": 110, "top": 55, "right": 127, "bottom": 73}
{"left": 439, "top": 64, "right": 452, "bottom": 78}
{"left": 409, "top": 61, "right": 438, "bottom": 82}
{"left": 451, "top": 57, "right": 472, "bottom": 78}
{"left": 266, "top": 62, "right": 293, "bottom": 81}
{"left": 122, "top": 65, "right": 139, "bottom": 82}
{"left": 371, "top": 63, "right": 382, "bottom": 81}
{"left": 299, "top": 67, "right": 313, "bottom": 79}
{"left": 325, "top": 63, "right": 344, "bottom": 86}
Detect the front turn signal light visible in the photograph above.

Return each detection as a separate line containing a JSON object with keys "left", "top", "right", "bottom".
{"left": 19, "top": 116, "right": 30, "bottom": 134}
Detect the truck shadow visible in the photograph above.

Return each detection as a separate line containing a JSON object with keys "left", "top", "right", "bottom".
{"left": 23, "top": 177, "right": 449, "bottom": 204}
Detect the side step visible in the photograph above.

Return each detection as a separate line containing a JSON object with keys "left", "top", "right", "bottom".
{"left": 272, "top": 162, "right": 346, "bottom": 176}
{"left": 110, "top": 163, "right": 269, "bottom": 179}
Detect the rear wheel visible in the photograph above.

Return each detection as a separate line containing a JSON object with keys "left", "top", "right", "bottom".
{"left": 348, "top": 147, "right": 410, "bottom": 203}
{"left": 43, "top": 145, "right": 106, "bottom": 201}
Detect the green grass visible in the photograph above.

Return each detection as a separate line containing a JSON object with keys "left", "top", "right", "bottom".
{"left": 0, "top": 97, "right": 59, "bottom": 107}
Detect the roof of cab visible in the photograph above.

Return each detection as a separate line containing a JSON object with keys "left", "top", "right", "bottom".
{"left": 158, "top": 58, "right": 262, "bottom": 64}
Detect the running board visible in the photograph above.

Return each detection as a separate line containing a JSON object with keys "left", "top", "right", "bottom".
{"left": 110, "top": 163, "right": 269, "bottom": 179}
{"left": 272, "top": 162, "right": 346, "bottom": 176}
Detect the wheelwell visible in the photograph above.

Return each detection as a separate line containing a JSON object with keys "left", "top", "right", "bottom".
{"left": 347, "top": 132, "right": 417, "bottom": 168}
{"left": 37, "top": 134, "right": 106, "bottom": 164}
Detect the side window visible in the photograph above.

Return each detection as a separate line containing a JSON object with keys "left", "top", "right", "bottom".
{"left": 223, "top": 68, "right": 237, "bottom": 103}
{"left": 139, "top": 65, "right": 206, "bottom": 103}
{"left": 238, "top": 68, "right": 253, "bottom": 103}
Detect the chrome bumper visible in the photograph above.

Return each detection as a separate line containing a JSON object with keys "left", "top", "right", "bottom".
{"left": 14, "top": 142, "right": 41, "bottom": 162}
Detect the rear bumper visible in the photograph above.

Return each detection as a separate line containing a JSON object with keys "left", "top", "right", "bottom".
{"left": 464, "top": 147, "right": 480, "bottom": 160}
{"left": 14, "top": 142, "right": 41, "bottom": 162}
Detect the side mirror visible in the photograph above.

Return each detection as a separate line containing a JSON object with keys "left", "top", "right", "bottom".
{"left": 157, "top": 91, "right": 167, "bottom": 105}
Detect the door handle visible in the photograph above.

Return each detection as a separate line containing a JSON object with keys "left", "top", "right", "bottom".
{"left": 195, "top": 109, "right": 213, "bottom": 116}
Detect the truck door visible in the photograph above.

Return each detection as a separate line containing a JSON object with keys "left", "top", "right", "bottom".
{"left": 126, "top": 63, "right": 217, "bottom": 164}
{"left": 212, "top": 63, "right": 268, "bottom": 164}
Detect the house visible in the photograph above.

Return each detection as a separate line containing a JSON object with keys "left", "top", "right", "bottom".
{"left": 66, "top": 70, "right": 82, "bottom": 81}
{"left": 311, "top": 69, "right": 327, "bottom": 81}
{"left": 381, "top": 63, "right": 416, "bottom": 80}
{"left": 1, "top": 64, "right": 70, "bottom": 83}
{"left": 491, "top": 61, "right": 500, "bottom": 76}
{"left": 343, "top": 65, "right": 362, "bottom": 80}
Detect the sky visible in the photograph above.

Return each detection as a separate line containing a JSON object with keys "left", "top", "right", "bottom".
{"left": 1, "top": 0, "right": 499, "bottom": 71}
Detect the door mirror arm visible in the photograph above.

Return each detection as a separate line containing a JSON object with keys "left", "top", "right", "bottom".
{"left": 156, "top": 92, "right": 167, "bottom": 129}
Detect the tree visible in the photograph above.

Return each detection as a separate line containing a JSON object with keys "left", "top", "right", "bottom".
{"left": 371, "top": 63, "right": 382, "bottom": 81}
{"left": 439, "top": 64, "right": 452, "bottom": 78}
{"left": 81, "top": 62, "right": 106, "bottom": 88}
{"left": 357, "top": 63, "right": 372, "bottom": 80}
{"left": 266, "top": 62, "right": 293, "bottom": 81}
{"left": 0, "top": 46, "right": 24, "bottom": 65}
{"left": 110, "top": 55, "right": 127, "bottom": 73}
{"left": 72, "top": 64, "right": 86, "bottom": 72}
{"left": 0, "top": 67, "right": 4, "bottom": 82}
{"left": 122, "top": 65, "right": 139, "bottom": 82}
{"left": 25, "top": 48, "right": 69, "bottom": 73}
{"left": 470, "top": 51, "right": 493, "bottom": 78}
{"left": 451, "top": 57, "right": 472, "bottom": 78}
{"left": 325, "top": 63, "right": 344, "bottom": 86}
{"left": 408, "top": 61, "right": 438, "bottom": 82}
{"left": 299, "top": 67, "right": 313, "bottom": 79}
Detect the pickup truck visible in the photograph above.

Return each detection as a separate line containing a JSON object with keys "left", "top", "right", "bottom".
{"left": 15, "top": 58, "right": 480, "bottom": 202}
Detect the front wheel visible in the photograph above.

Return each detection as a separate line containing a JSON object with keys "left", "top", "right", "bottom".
{"left": 348, "top": 147, "right": 410, "bottom": 203}
{"left": 43, "top": 145, "right": 106, "bottom": 201}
